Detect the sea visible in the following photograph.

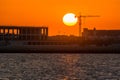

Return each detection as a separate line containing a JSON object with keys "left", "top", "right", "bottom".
{"left": 0, "top": 53, "right": 119, "bottom": 80}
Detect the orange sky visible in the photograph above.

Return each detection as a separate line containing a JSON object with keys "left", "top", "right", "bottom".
{"left": 0, "top": 0, "right": 120, "bottom": 36}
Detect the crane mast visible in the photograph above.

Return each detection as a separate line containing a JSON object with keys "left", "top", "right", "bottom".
{"left": 77, "top": 14, "right": 100, "bottom": 37}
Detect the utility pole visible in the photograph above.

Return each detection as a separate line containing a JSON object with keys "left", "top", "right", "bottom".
{"left": 77, "top": 13, "right": 100, "bottom": 37}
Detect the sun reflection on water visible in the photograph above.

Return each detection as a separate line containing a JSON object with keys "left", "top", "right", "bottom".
{"left": 61, "top": 54, "right": 80, "bottom": 65}
{"left": 60, "top": 54, "right": 81, "bottom": 79}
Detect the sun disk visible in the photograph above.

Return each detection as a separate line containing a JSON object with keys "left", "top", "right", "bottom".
{"left": 63, "top": 13, "right": 78, "bottom": 26}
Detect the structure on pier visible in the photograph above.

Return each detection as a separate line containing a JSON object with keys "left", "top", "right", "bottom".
{"left": 0, "top": 26, "right": 48, "bottom": 40}
{"left": 82, "top": 28, "right": 120, "bottom": 40}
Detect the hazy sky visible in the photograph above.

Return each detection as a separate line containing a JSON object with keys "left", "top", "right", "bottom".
{"left": 0, "top": 0, "right": 120, "bottom": 36}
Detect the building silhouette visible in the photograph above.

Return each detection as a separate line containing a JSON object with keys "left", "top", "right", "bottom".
{"left": 0, "top": 26, "right": 48, "bottom": 40}
{"left": 82, "top": 28, "right": 120, "bottom": 40}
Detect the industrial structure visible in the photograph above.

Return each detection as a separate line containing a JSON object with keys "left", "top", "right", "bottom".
{"left": 0, "top": 26, "right": 48, "bottom": 40}
{"left": 77, "top": 13, "right": 100, "bottom": 37}
{"left": 82, "top": 28, "right": 120, "bottom": 40}
{"left": 1, "top": 26, "right": 120, "bottom": 52}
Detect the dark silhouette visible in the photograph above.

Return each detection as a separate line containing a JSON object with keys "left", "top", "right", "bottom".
{"left": 0, "top": 26, "right": 120, "bottom": 53}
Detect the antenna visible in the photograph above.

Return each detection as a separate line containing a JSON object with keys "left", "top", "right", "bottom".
{"left": 77, "top": 13, "right": 100, "bottom": 37}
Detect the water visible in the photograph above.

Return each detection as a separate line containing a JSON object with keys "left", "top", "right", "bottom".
{"left": 0, "top": 53, "right": 120, "bottom": 80}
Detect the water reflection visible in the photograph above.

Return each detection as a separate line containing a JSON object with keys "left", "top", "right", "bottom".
{"left": 61, "top": 54, "right": 80, "bottom": 65}
{"left": 59, "top": 54, "right": 84, "bottom": 80}
{"left": 0, "top": 54, "right": 120, "bottom": 80}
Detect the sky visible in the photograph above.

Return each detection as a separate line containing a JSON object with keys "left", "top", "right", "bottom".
{"left": 0, "top": 0, "right": 120, "bottom": 36}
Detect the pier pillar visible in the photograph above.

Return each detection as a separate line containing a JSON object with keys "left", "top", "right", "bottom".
{"left": 0, "top": 28, "right": 1, "bottom": 34}
{"left": 8, "top": 28, "right": 10, "bottom": 34}
{"left": 41, "top": 28, "right": 43, "bottom": 39}
{"left": 0, "top": 28, "right": 2, "bottom": 40}
{"left": 12, "top": 28, "right": 14, "bottom": 40}
{"left": 19, "top": 28, "right": 22, "bottom": 40}
{"left": 17, "top": 28, "right": 19, "bottom": 40}
{"left": 43, "top": 28, "right": 46, "bottom": 40}
{"left": 45, "top": 28, "right": 48, "bottom": 39}
{"left": 39, "top": 29, "right": 41, "bottom": 40}
{"left": 3, "top": 28, "right": 5, "bottom": 40}
{"left": 8, "top": 28, "right": 10, "bottom": 40}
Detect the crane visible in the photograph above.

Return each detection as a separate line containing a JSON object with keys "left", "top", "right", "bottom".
{"left": 76, "top": 13, "right": 100, "bottom": 37}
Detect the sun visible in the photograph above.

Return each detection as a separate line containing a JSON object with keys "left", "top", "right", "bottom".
{"left": 63, "top": 13, "right": 78, "bottom": 26}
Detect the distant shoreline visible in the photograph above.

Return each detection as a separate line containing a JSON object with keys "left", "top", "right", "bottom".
{"left": 0, "top": 45, "right": 120, "bottom": 53}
